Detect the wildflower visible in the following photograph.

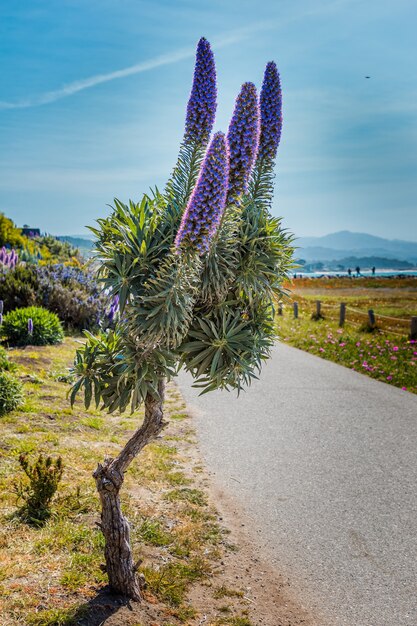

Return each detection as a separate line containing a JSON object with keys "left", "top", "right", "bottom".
{"left": 175, "top": 132, "right": 229, "bottom": 254}
{"left": 28, "top": 318, "right": 33, "bottom": 335}
{"left": 184, "top": 37, "right": 217, "bottom": 145}
{"left": 387, "top": 375, "right": 393, "bottom": 381}
{"left": 226, "top": 82, "right": 260, "bottom": 204}
{"left": 393, "top": 346, "right": 399, "bottom": 352}
{"left": 257, "top": 61, "right": 282, "bottom": 162}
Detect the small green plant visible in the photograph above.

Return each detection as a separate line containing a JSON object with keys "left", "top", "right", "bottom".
{"left": 0, "top": 371, "right": 23, "bottom": 416}
{"left": 26, "top": 603, "right": 89, "bottom": 626}
{"left": 0, "top": 345, "right": 15, "bottom": 371}
{"left": 1, "top": 306, "right": 64, "bottom": 346}
{"left": 138, "top": 517, "right": 172, "bottom": 546}
{"left": 16, "top": 453, "right": 63, "bottom": 526}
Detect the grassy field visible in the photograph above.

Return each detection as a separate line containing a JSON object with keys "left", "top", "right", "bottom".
{"left": 278, "top": 277, "right": 417, "bottom": 394}
{"left": 0, "top": 339, "right": 255, "bottom": 626}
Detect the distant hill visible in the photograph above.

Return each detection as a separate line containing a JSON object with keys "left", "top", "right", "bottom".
{"left": 296, "top": 231, "right": 417, "bottom": 264}
{"left": 57, "top": 236, "right": 94, "bottom": 257}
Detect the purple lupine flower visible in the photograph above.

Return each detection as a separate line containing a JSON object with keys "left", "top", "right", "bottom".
{"left": 184, "top": 37, "right": 217, "bottom": 145}
{"left": 258, "top": 62, "right": 282, "bottom": 162}
{"left": 0, "top": 300, "right": 3, "bottom": 315}
{"left": 226, "top": 82, "right": 260, "bottom": 205}
{"left": 28, "top": 318, "right": 33, "bottom": 335}
{"left": 175, "top": 132, "right": 229, "bottom": 254}
{"left": 0, "top": 314, "right": 2, "bottom": 326}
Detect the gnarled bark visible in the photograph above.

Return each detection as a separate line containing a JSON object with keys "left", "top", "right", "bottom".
{"left": 94, "top": 379, "right": 166, "bottom": 600}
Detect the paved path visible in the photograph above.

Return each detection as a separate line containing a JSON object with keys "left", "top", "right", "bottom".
{"left": 177, "top": 343, "right": 417, "bottom": 626}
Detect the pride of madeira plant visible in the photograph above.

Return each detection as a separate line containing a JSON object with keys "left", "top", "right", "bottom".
{"left": 71, "top": 37, "right": 293, "bottom": 600}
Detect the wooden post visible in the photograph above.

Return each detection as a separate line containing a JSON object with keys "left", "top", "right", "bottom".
{"left": 368, "top": 309, "right": 376, "bottom": 329}
{"left": 278, "top": 302, "right": 283, "bottom": 316}
{"left": 410, "top": 316, "right": 417, "bottom": 340}
{"left": 293, "top": 301, "right": 299, "bottom": 319}
{"left": 316, "top": 300, "right": 321, "bottom": 318}
{"left": 339, "top": 302, "right": 346, "bottom": 327}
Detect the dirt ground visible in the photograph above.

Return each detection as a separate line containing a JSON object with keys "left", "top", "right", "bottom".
{"left": 78, "top": 397, "right": 318, "bottom": 626}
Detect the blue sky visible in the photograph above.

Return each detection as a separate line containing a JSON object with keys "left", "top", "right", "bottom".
{"left": 1, "top": 0, "right": 416, "bottom": 239}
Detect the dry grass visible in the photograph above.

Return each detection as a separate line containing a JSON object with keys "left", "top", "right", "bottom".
{"left": 0, "top": 338, "right": 255, "bottom": 626}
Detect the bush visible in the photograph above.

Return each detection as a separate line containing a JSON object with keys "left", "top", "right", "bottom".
{"left": 17, "top": 454, "right": 63, "bottom": 526}
{"left": 1, "top": 306, "right": 64, "bottom": 346}
{"left": 36, "top": 235, "right": 79, "bottom": 262}
{"left": 0, "top": 264, "right": 112, "bottom": 331}
{"left": 0, "top": 264, "right": 39, "bottom": 311}
{"left": 0, "top": 371, "right": 23, "bottom": 416}
{"left": 0, "top": 213, "right": 26, "bottom": 248}
{"left": 0, "top": 346, "right": 15, "bottom": 371}
{"left": 37, "top": 265, "right": 109, "bottom": 330}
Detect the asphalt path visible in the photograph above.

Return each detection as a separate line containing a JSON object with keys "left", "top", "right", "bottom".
{"left": 176, "top": 343, "right": 417, "bottom": 626}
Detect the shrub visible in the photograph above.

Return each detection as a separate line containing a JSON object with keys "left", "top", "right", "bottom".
{"left": 1, "top": 306, "right": 64, "bottom": 346}
{"left": 0, "top": 213, "right": 26, "bottom": 248}
{"left": 35, "top": 235, "right": 79, "bottom": 262}
{"left": 16, "top": 454, "right": 63, "bottom": 525}
{"left": 0, "top": 264, "right": 111, "bottom": 331}
{"left": 37, "top": 265, "right": 109, "bottom": 330}
{"left": 0, "top": 371, "right": 23, "bottom": 415}
{"left": 0, "top": 345, "right": 15, "bottom": 371}
{"left": 0, "top": 264, "right": 39, "bottom": 311}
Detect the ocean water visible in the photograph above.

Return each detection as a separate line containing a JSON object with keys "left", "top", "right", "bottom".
{"left": 294, "top": 270, "right": 417, "bottom": 278}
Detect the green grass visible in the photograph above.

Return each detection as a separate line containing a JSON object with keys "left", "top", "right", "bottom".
{"left": 278, "top": 277, "right": 417, "bottom": 393}
{"left": 278, "top": 317, "right": 417, "bottom": 393}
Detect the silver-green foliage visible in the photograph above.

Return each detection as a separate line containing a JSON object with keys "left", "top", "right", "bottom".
{"left": 71, "top": 148, "right": 293, "bottom": 412}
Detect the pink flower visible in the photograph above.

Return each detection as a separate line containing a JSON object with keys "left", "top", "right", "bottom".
{"left": 402, "top": 386, "right": 407, "bottom": 391}
{"left": 339, "top": 342, "right": 346, "bottom": 347}
{"left": 386, "top": 375, "right": 392, "bottom": 381}
{"left": 393, "top": 346, "right": 399, "bottom": 352}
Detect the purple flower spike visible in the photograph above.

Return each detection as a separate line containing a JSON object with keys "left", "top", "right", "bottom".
{"left": 175, "top": 132, "right": 229, "bottom": 254}
{"left": 184, "top": 37, "right": 217, "bottom": 145}
{"left": 28, "top": 318, "right": 33, "bottom": 335}
{"left": 226, "top": 82, "right": 260, "bottom": 204}
{"left": 258, "top": 62, "right": 282, "bottom": 162}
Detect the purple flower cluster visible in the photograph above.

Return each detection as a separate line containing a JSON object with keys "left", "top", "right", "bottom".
{"left": 226, "top": 82, "right": 260, "bottom": 204}
{"left": 184, "top": 37, "right": 217, "bottom": 145}
{"left": 28, "top": 318, "right": 33, "bottom": 335}
{"left": 258, "top": 62, "right": 282, "bottom": 162}
{"left": 175, "top": 132, "right": 229, "bottom": 254}
{"left": 106, "top": 294, "right": 119, "bottom": 323}
{"left": 0, "top": 247, "right": 18, "bottom": 270}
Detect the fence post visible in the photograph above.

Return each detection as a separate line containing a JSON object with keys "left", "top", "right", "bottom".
{"left": 278, "top": 302, "right": 283, "bottom": 316}
{"left": 410, "top": 316, "right": 417, "bottom": 340}
{"left": 368, "top": 309, "right": 376, "bottom": 329}
{"left": 316, "top": 300, "right": 321, "bottom": 318}
{"left": 293, "top": 301, "right": 299, "bottom": 319}
{"left": 339, "top": 302, "right": 346, "bottom": 327}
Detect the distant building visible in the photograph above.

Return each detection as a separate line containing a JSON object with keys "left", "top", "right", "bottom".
{"left": 21, "top": 225, "right": 41, "bottom": 238}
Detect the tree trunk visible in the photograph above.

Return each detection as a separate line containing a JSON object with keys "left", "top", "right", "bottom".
{"left": 93, "top": 379, "right": 166, "bottom": 600}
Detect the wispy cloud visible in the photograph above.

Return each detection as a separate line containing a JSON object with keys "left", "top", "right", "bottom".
{"left": 0, "top": 2, "right": 349, "bottom": 111}
{"left": 0, "top": 28, "right": 254, "bottom": 111}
